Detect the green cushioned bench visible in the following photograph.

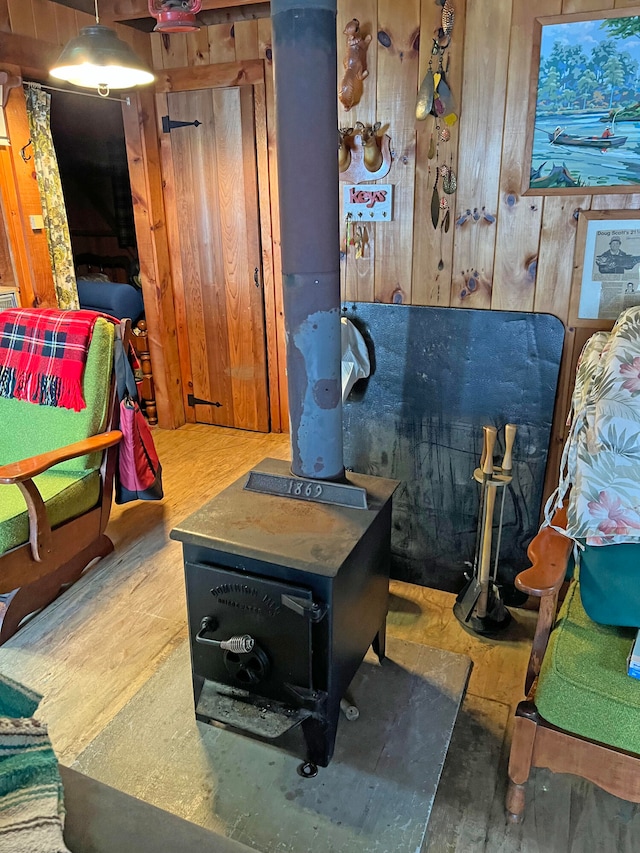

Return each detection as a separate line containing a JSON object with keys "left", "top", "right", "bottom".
{"left": 0, "top": 318, "right": 114, "bottom": 556}
{"left": 506, "top": 509, "right": 640, "bottom": 824}
{"left": 536, "top": 576, "right": 640, "bottom": 755}
{"left": 0, "top": 471, "right": 100, "bottom": 556}
{"left": 0, "top": 314, "right": 124, "bottom": 645}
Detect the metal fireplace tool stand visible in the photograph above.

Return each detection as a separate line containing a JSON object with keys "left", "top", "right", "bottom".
{"left": 454, "top": 424, "right": 517, "bottom": 637}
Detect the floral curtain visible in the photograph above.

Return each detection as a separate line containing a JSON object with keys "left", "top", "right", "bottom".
{"left": 24, "top": 87, "right": 79, "bottom": 310}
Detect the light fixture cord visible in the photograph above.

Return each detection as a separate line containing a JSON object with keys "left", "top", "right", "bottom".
{"left": 95, "top": 0, "right": 106, "bottom": 96}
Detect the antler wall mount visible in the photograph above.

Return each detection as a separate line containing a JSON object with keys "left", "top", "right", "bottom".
{"left": 338, "top": 122, "right": 392, "bottom": 183}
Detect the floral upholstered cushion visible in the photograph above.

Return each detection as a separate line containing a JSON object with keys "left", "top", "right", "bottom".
{"left": 550, "top": 307, "right": 640, "bottom": 546}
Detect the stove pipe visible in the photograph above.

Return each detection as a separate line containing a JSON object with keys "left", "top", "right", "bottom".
{"left": 271, "top": 0, "right": 344, "bottom": 481}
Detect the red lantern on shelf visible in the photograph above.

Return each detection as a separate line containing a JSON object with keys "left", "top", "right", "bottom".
{"left": 148, "top": 0, "right": 202, "bottom": 33}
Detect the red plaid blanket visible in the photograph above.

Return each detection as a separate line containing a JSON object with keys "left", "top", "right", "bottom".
{"left": 0, "top": 309, "right": 104, "bottom": 411}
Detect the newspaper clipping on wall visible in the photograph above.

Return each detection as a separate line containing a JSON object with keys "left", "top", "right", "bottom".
{"left": 579, "top": 221, "right": 640, "bottom": 320}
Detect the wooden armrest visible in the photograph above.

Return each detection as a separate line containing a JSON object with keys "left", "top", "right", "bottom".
{"left": 0, "top": 431, "right": 123, "bottom": 485}
{"left": 516, "top": 506, "right": 573, "bottom": 696}
{"left": 516, "top": 505, "right": 572, "bottom": 598}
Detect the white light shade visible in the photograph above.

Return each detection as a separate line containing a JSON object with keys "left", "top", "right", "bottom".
{"left": 50, "top": 25, "right": 154, "bottom": 93}
{"left": 51, "top": 62, "right": 154, "bottom": 90}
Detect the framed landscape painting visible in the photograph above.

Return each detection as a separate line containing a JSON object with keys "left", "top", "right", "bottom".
{"left": 525, "top": 8, "right": 640, "bottom": 194}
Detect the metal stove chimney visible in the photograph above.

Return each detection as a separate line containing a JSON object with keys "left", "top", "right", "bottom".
{"left": 271, "top": 0, "right": 344, "bottom": 481}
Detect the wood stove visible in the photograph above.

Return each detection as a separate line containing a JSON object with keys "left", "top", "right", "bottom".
{"left": 171, "top": 458, "right": 397, "bottom": 771}
{"left": 169, "top": 0, "right": 399, "bottom": 775}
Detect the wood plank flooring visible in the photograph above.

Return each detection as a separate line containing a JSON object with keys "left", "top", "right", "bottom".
{"left": 0, "top": 423, "right": 638, "bottom": 851}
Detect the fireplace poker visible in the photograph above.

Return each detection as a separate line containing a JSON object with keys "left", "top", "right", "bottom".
{"left": 475, "top": 431, "right": 498, "bottom": 619}
{"left": 456, "top": 425, "right": 496, "bottom": 622}
{"left": 492, "top": 424, "right": 517, "bottom": 584}
{"left": 473, "top": 425, "right": 497, "bottom": 577}
{"left": 454, "top": 424, "right": 513, "bottom": 635}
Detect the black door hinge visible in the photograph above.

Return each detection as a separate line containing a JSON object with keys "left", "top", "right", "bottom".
{"left": 281, "top": 595, "right": 327, "bottom": 623}
{"left": 187, "top": 394, "right": 222, "bottom": 408}
{"left": 162, "top": 115, "right": 202, "bottom": 133}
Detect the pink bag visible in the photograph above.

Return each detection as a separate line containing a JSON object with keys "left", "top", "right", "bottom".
{"left": 114, "top": 337, "right": 163, "bottom": 504}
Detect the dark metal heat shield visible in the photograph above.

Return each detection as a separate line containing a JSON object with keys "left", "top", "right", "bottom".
{"left": 341, "top": 304, "right": 565, "bottom": 591}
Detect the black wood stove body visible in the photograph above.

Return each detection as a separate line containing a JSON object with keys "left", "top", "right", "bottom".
{"left": 171, "top": 458, "right": 398, "bottom": 768}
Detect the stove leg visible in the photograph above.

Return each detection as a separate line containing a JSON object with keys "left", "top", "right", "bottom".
{"left": 372, "top": 617, "right": 386, "bottom": 662}
{"left": 301, "top": 713, "right": 339, "bottom": 768}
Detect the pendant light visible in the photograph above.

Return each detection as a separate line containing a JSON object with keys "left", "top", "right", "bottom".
{"left": 50, "top": 0, "right": 154, "bottom": 98}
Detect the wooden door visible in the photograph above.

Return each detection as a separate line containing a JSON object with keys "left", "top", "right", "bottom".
{"left": 163, "top": 85, "right": 269, "bottom": 432}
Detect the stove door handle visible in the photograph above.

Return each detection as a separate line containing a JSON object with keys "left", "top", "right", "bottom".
{"left": 195, "top": 616, "right": 220, "bottom": 646}
{"left": 196, "top": 617, "right": 255, "bottom": 653}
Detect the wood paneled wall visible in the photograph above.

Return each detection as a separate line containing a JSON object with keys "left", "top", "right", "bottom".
{"left": 0, "top": 0, "right": 151, "bottom": 65}
{"left": 148, "top": 1, "right": 638, "bottom": 481}
{"left": 2, "top": 1, "right": 638, "bottom": 475}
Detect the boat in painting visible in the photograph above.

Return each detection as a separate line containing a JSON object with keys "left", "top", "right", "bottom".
{"left": 546, "top": 130, "right": 627, "bottom": 149}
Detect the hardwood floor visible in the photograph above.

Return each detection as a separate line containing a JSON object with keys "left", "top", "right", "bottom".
{"left": 1, "top": 423, "right": 639, "bottom": 851}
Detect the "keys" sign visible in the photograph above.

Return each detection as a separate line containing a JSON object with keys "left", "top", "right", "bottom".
{"left": 343, "top": 184, "right": 393, "bottom": 221}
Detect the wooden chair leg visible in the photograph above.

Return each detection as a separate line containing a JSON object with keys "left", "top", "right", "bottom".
{"left": 506, "top": 781, "right": 527, "bottom": 825}
{"left": 133, "top": 321, "right": 157, "bottom": 426}
{"left": 0, "top": 535, "right": 113, "bottom": 644}
{"left": 506, "top": 705, "right": 538, "bottom": 823}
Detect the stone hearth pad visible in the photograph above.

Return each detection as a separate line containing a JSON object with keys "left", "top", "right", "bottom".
{"left": 72, "top": 637, "right": 471, "bottom": 853}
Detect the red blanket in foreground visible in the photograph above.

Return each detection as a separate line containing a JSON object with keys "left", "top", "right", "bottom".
{"left": 0, "top": 308, "right": 102, "bottom": 411}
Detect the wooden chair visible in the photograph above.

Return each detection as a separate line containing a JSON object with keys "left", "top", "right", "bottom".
{"left": 506, "top": 505, "right": 640, "bottom": 822}
{"left": 74, "top": 254, "right": 157, "bottom": 425}
{"left": 0, "top": 317, "right": 128, "bottom": 644}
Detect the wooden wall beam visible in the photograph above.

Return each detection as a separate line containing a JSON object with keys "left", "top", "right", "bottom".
{"left": 155, "top": 59, "right": 263, "bottom": 93}
{"left": 122, "top": 92, "right": 185, "bottom": 429}
{"left": 0, "top": 31, "right": 60, "bottom": 79}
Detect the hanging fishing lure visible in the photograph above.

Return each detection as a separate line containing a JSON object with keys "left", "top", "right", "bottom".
{"left": 431, "top": 170, "right": 440, "bottom": 229}
{"left": 441, "top": 0, "right": 455, "bottom": 45}
{"left": 432, "top": 48, "right": 457, "bottom": 122}
{"left": 417, "top": 2, "right": 457, "bottom": 122}
{"left": 416, "top": 56, "right": 435, "bottom": 121}
{"left": 442, "top": 162, "right": 457, "bottom": 195}
{"left": 428, "top": 132, "right": 436, "bottom": 159}
{"left": 439, "top": 196, "right": 450, "bottom": 233}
